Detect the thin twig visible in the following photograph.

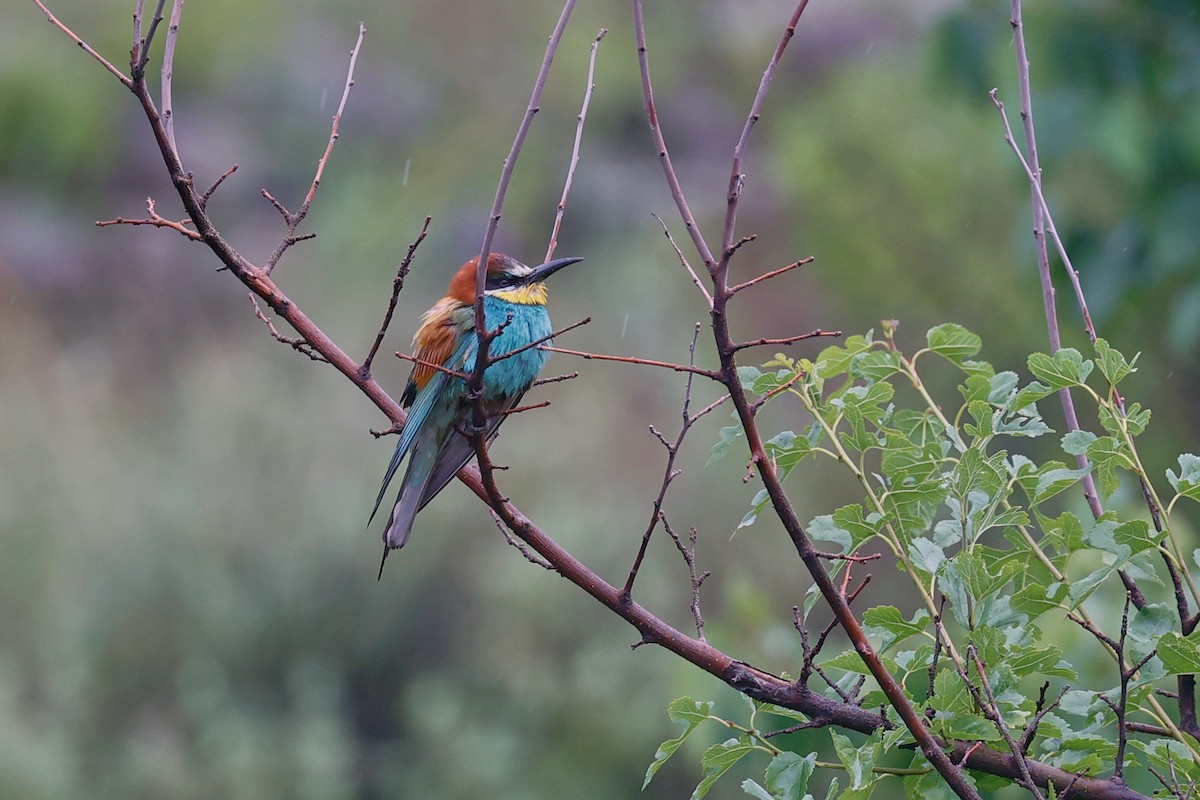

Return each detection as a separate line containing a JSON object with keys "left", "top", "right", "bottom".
{"left": 248, "top": 294, "right": 329, "bottom": 362}
{"left": 651, "top": 213, "right": 712, "bottom": 308}
{"left": 728, "top": 257, "right": 814, "bottom": 295}
{"left": 622, "top": 324, "right": 704, "bottom": 599}
{"left": 722, "top": 0, "right": 810, "bottom": 264}
{"left": 263, "top": 22, "right": 366, "bottom": 274}
{"left": 662, "top": 517, "right": 710, "bottom": 642}
{"left": 160, "top": 0, "right": 183, "bottom": 156}
{"left": 32, "top": 1, "right": 132, "bottom": 87}
{"left": 96, "top": 196, "right": 202, "bottom": 240}
{"left": 545, "top": 28, "right": 607, "bottom": 262}
{"left": 633, "top": 3, "right": 716, "bottom": 271}
{"left": 540, "top": 345, "right": 715, "bottom": 377}
{"left": 731, "top": 329, "right": 840, "bottom": 353}
{"left": 361, "top": 215, "right": 432, "bottom": 378}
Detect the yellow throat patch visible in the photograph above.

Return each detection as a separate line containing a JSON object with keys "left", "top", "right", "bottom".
{"left": 491, "top": 283, "right": 549, "bottom": 305}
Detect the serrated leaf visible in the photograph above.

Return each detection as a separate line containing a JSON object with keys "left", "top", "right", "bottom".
{"left": 741, "top": 779, "right": 775, "bottom": 800}
{"left": 643, "top": 698, "right": 715, "bottom": 788}
{"left": 1094, "top": 338, "right": 1137, "bottom": 386}
{"left": 738, "top": 366, "right": 764, "bottom": 390}
{"left": 1086, "top": 435, "right": 1133, "bottom": 499}
{"left": 862, "top": 606, "right": 930, "bottom": 652}
{"left": 1029, "top": 464, "right": 1092, "bottom": 506}
{"left": 926, "top": 323, "right": 982, "bottom": 363}
{"left": 1168, "top": 454, "right": 1200, "bottom": 502}
{"left": 1060, "top": 430, "right": 1096, "bottom": 456}
{"left": 830, "top": 731, "right": 880, "bottom": 791}
{"left": 903, "top": 754, "right": 978, "bottom": 800}
{"left": 1159, "top": 633, "right": 1200, "bottom": 676}
{"left": 692, "top": 738, "right": 757, "bottom": 800}
{"left": 816, "top": 336, "right": 876, "bottom": 380}
{"left": 1027, "top": 349, "right": 1092, "bottom": 389}
{"left": 764, "top": 751, "right": 817, "bottom": 800}
{"left": 708, "top": 425, "right": 743, "bottom": 468}
{"left": 1010, "top": 584, "right": 1065, "bottom": 620}
{"left": 908, "top": 538, "right": 945, "bottom": 577}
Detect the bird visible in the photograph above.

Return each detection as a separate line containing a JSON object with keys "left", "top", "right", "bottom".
{"left": 369, "top": 252, "right": 583, "bottom": 576}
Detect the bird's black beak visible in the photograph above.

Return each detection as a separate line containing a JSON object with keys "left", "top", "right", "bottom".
{"left": 528, "top": 256, "right": 584, "bottom": 283}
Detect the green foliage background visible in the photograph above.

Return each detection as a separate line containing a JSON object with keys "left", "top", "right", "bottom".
{"left": 2, "top": 0, "right": 1197, "bottom": 797}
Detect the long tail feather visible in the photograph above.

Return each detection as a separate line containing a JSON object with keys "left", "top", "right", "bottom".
{"left": 383, "top": 441, "right": 440, "bottom": 551}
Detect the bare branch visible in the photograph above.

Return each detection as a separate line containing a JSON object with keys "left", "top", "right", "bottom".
{"left": 545, "top": 28, "right": 607, "bottom": 262}
{"left": 263, "top": 22, "right": 366, "bottom": 274}
{"left": 361, "top": 215, "right": 432, "bottom": 378}
{"left": 32, "top": 0, "right": 133, "bottom": 87}
{"left": 633, "top": 2, "right": 716, "bottom": 271}
{"left": 651, "top": 213, "right": 712, "bottom": 308}
{"left": 722, "top": 0, "right": 811, "bottom": 262}
{"left": 731, "top": 329, "right": 840, "bottom": 353}
{"left": 728, "top": 257, "right": 815, "bottom": 295}
{"left": 248, "top": 294, "right": 329, "bottom": 363}
{"left": 96, "top": 196, "right": 202, "bottom": 240}
{"left": 160, "top": 0, "right": 183, "bottom": 156}
{"left": 540, "top": 345, "right": 715, "bottom": 378}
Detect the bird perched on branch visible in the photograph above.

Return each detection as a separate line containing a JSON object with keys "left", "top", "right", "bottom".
{"left": 370, "top": 252, "right": 584, "bottom": 575}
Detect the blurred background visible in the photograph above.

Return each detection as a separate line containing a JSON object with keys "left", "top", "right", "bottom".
{"left": 3, "top": 0, "right": 1199, "bottom": 797}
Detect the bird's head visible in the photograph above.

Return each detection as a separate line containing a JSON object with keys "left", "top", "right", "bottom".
{"left": 447, "top": 253, "right": 584, "bottom": 306}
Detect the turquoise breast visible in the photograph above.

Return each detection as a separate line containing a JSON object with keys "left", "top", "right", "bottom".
{"left": 464, "top": 296, "right": 553, "bottom": 401}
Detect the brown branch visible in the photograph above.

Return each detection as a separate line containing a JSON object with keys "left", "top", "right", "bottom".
{"left": 722, "top": 0, "right": 810, "bottom": 262}
{"left": 545, "top": 27, "right": 606, "bottom": 263}
{"left": 728, "top": 257, "right": 814, "bottom": 295}
{"left": 651, "top": 213, "right": 713, "bottom": 308}
{"left": 160, "top": 0, "right": 183, "bottom": 156}
{"left": 966, "top": 645, "right": 1046, "bottom": 800}
{"left": 623, "top": 324, "right": 705, "bottom": 599}
{"left": 532, "top": 371, "right": 579, "bottom": 388}
{"left": 469, "top": 0, "right": 578, "bottom": 415}
{"left": 540, "top": 345, "right": 715, "bottom": 377}
{"left": 32, "top": 1, "right": 133, "bottom": 86}
{"left": 662, "top": 517, "right": 709, "bottom": 642}
{"left": 731, "top": 329, "right": 840, "bottom": 353}
{"left": 361, "top": 215, "right": 432, "bottom": 379}
{"left": 263, "top": 22, "right": 366, "bottom": 274}
{"left": 392, "top": 352, "right": 470, "bottom": 382}
{"left": 633, "top": 3, "right": 716, "bottom": 271}
{"left": 249, "top": 294, "right": 329, "bottom": 363}
{"left": 96, "top": 196, "right": 202, "bottom": 239}
{"left": 199, "top": 164, "right": 238, "bottom": 211}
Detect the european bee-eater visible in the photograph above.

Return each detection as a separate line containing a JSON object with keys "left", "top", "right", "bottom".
{"left": 370, "top": 252, "right": 583, "bottom": 570}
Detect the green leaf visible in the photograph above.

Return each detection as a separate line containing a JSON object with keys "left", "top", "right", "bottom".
{"left": 1094, "top": 338, "right": 1137, "bottom": 386}
{"left": 738, "top": 366, "right": 764, "bottom": 390}
{"left": 708, "top": 425, "right": 743, "bottom": 468}
{"left": 1024, "top": 463, "right": 1091, "bottom": 506}
{"left": 908, "top": 538, "right": 945, "bottom": 577}
{"left": 815, "top": 336, "right": 876, "bottom": 380}
{"left": 862, "top": 606, "right": 930, "bottom": 653}
{"left": 1112, "top": 519, "right": 1160, "bottom": 554}
{"left": 1159, "top": 633, "right": 1200, "bottom": 676}
{"left": 903, "top": 753, "right": 977, "bottom": 800}
{"left": 739, "top": 489, "right": 771, "bottom": 530}
{"left": 1010, "top": 583, "right": 1066, "bottom": 621}
{"left": 1168, "top": 454, "right": 1200, "bottom": 502}
{"left": 644, "top": 698, "right": 714, "bottom": 789}
{"left": 764, "top": 751, "right": 817, "bottom": 800}
{"left": 765, "top": 430, "right": 812, "bottom": 470}
{"left": 1060, "top": 430, "right": 1096, "bottom": 457}
{"left": 741, "top": 780, "right": 775, "bottom": 800}
{"left": 692, "top": 737, "right": 757, "bottom": 800}
{"left": 830, "top": 731, "right": 880, "bottom": 791}
{"left": 1027, "top": 349, "right": 1092, "bottom": 389}
{"left": 850, "top": 350, "right": 902, "bottom": 381}
{"left": 1086, "top": 435, "right": 1133, "bottom": 499}
{"left": 926, "top": 323, "right": 982, "bottom": 364}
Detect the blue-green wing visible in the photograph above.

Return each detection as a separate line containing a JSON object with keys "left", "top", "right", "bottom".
{"left": 367, "top": 334, "right": 475, "bottom": 526}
